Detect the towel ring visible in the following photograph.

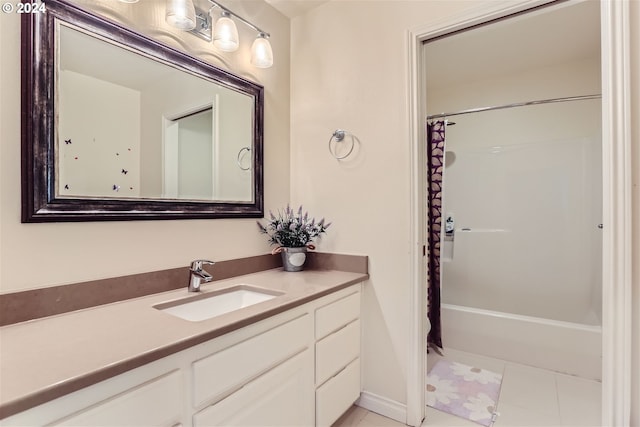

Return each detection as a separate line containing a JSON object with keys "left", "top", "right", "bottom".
{"left": 237, "top": 147, "right": 251, "bottom": 170}
{"left": 328, "top": 129, "right": 355, "bottom": 160}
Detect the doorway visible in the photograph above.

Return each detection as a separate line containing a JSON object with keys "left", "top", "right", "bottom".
{"left": 425, "top": 0, "right": 602, "bottom": 377}
{"left": 406, "top": 1, "right": 632, "bottom": 426}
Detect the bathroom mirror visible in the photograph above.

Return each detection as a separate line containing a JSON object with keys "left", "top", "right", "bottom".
{"left": 21, "top": 0, "right": 264, "bottom": 222}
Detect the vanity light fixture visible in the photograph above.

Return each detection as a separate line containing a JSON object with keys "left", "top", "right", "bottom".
{"left": 118, "top": 0, "right": 140, "bottom": 3}
{"left": 213, "top": 11, "right": 239, "bottom": 52}
{"left": 165, "top": 0, "right": 273, "bottom": 68}
{"left": 166, "top": 0, "right": 197, "bottom": 31}
{"left": 251, "top": 33, "right": 273, "bottom": 68}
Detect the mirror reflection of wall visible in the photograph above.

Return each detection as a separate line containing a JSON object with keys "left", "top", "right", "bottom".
{"left": 56, "top": 23, "right": 254, "bottom": 203}
{"left": 164, "top": 108, "right": 214, "bottom": 200}
{"left": 58, "top": 68, "right": 141, "bottom": 198}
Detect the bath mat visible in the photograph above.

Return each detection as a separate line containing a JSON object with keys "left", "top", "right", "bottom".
{"left": 427, "top": 359, "right": 502, "bottom": 426}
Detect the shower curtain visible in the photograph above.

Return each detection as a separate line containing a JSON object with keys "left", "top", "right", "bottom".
{"left": 426, "top": 120, "right": 445, "bottom": 350}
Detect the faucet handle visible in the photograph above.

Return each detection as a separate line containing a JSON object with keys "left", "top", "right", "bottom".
{"left": 190, "top": 260, "right": 215, "bottom": 270}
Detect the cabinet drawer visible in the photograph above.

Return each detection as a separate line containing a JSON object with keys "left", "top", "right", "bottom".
{"left": 315, "top": 290, "right": 360, "bottom": 340}
{"left": 316, "top": 319, "right": 360, "bottom": 386}
{"left": 193, "top": 349, "right": 314, "bottom": 427}
{"left": 315, "top": 358, "right": 360, "bottom": 427}
{"left": 192, "top": 313, "right": 310, "bottom": 407}
{"left": 52, "top": 370, "right": 182, "bottom": 426}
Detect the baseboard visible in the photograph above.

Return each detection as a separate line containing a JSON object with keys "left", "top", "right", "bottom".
{"left": 356, "top": 391, "right": 407, "bottom": 424}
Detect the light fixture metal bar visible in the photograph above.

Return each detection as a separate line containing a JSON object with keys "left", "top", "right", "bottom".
{"left": 207, "top": 0, "right": 270, "bottom": 38}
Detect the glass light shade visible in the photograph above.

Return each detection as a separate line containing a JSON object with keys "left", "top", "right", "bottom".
{"left": 165, "top": 0, "right": 196, "bottom": 31}
{"left": 213, "top": 15, "right": 239, "bottom": 52}
{"left": 251, "top": 35, "right": 273, "bottom": 68}
{"left": 118, "top": 0, "right": 139, "bottom": 3}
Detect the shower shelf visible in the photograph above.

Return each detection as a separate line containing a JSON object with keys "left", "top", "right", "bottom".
{"left": 456, "top": 228, "right": 509, "bottom": 233}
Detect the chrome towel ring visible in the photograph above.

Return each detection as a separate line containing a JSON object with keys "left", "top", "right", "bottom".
{"left": 328, "top": 129, "right": 355, "bottom": 160}
{"left": 237, "top": 146, "right": 251, "bottom": 170}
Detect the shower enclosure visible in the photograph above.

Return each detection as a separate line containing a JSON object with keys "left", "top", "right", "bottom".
{"left": 423, "top": 0, "right": 603, "bottom": 380}
{"left": 437, "top": 97, "right": 603, "bottom": 380}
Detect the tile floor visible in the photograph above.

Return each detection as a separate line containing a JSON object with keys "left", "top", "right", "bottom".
{"left": 332, "top": 348, "right": 601, "bottom": 427}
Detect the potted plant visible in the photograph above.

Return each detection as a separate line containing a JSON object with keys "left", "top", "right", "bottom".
{"left": 257, "top": 205, "right": 331, "bottom": 271}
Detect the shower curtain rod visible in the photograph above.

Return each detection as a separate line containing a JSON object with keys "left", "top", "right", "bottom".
{"left": 426, "top": 94, "right": 601, "bottom": 120}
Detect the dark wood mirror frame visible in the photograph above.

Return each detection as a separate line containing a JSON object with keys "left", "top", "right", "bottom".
{"left": 21, "top": 0, "right": 264, "bottom": 222}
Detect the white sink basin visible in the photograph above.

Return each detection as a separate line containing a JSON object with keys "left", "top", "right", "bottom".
{"left": 155, "top": 285, "right": 282, "bottom": 322}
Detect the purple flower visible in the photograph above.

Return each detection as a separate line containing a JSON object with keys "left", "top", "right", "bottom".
{"left": 258, "top": 206, "right": 330, "bottom": 247}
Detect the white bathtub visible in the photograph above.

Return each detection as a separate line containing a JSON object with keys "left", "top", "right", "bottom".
{"left": 441, "top": 303, "right": 602, "bottom": 380}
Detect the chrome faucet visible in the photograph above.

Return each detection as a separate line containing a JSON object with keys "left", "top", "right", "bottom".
{"left": 188, "top": 260, "right": 215, "bottom": 292}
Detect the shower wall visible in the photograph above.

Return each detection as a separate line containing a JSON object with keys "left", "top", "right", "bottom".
{"left": 440, "top": 100, "right": 602, "bottom": 325}
{"left": 428, "top": 57, "right": 602, "bottom": 326}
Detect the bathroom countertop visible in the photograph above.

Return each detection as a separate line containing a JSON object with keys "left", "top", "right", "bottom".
{"left": 0, "top": 268, "right": 368, "bottom": 419}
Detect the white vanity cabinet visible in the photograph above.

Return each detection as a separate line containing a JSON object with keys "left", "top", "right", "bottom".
{"left": 0, "top": 355, "right": 187, "bottom": 426}
{"left": 52, "top": 370, "right": 183, "bottom": 426}
{"left": 1, "top": 284, "right": 362, "bottom": 427}
{"left": 193, "top": 349, "right": 314, "bottom": 426}
{"left": 314, "top": 289, "right": 362, "bottom": 426}
{"left": 190, "top": 313, "right": 314, "bottom": 427}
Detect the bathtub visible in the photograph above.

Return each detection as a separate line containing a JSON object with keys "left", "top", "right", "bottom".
{"left": 441, "top": 303, "right": 602, "bottom": 380}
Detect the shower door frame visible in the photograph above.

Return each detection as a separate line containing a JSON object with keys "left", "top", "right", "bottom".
{"left": 406, "top": 1, "right": 633, "bottom": 426}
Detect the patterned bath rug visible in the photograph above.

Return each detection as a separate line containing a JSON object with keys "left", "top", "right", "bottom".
{"left": 427, "top": 359, "right": 503, "bottom": 426}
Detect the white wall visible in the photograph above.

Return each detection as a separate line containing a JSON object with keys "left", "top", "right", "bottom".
{"left": 215, "top": 90, "right": 254, "bottom": 202}
{"left": 0, "top": 0, "right": 290, "bottom": 292}
{"left": 59, "top": 70, "right": 142, "bottom": 198}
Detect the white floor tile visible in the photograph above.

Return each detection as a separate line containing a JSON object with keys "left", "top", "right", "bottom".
{"left": 497, "top": 364, "right": 560, "bottom": 416}
{"left": 340, "top": 349, "right": 601, "bottom": 427}
{"left": 438, "top": 348, "right": 506, "bottom": 375}
{"left": 356, "top": 411, "right": 407, "bottom": 427}
{"left": 493, "top": 402, "right": 562, "bottom": 427}
{"left": 332, "top": 405, "right": 370, "bottom": 426}
{"left": 555, "top": 374, "right": 601, "bottom": 426}
{"left": 423, "top": 406, "right": 479, "bottom": 426}
{"left": 427, "top": 350, "right": 442, "bottom": 372}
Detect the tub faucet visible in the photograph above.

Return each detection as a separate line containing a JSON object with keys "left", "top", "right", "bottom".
{"left": 189, "top": 260, "right": 215, "bottom": 292}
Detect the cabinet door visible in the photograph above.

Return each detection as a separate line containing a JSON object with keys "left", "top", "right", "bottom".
{"left": 193, "top": 349, "right": 313, "bottom": 427}
{"left": 316, "top": 358, "right": 361, "bottom": 427}
{"left": 192, "top": 314, "right": 310, "bottom": 407}
{"left": 316, "top": 319, "right": 360, "bottom": 386}
{"left": 315, "top": 291, "right": 360, "bottom": 341}
{"left": 51, "top": 370, "right": 183, "bottom": 426}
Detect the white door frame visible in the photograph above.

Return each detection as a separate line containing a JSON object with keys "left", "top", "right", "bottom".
{"left": 406, "top": 1, "right": 632, "bottom": 426}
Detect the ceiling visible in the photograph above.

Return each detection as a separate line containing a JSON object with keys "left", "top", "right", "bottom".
{"left": 425, "top": 1, "right": 601, "bottom": 88}
{"left": 264, "top": 0, "right": 328, "bottom": 18}
{"left": 263, "top": 1, "right": 599, "bottom": 89}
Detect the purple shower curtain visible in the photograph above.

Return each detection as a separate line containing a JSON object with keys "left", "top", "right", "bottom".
{"left": 426, "top": 121, "right": 445, "bottom": 350}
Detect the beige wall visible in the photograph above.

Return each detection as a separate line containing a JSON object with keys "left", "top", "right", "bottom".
{"left": 290, "top": 0, "right": 639, "bottom": 419}
{"left": 0, "top": 0, "right": 290, "bottom": 292}
{"left": 290, "top": 0, "right": 476, "bottom": 407}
